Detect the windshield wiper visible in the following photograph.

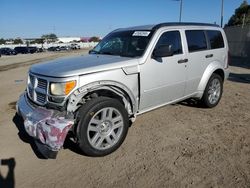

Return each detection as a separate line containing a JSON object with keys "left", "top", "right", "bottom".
{"left": 89, "top": 49, "right": 100, "bottom": 54}
{"left": 100, "top": 52, "right": 114, "bottom": 55}
{"left": 119, "top": 54, "right": 137, "bottom": 58}
{"left": 91, "top": 50, "right": 135, "bottom": 57}
{"left": 99, "top": 51, "right": 121, "bottom": 56}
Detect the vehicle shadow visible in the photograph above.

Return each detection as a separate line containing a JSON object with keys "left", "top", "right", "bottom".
{"left": 63, "top": 134, "right": 87, "bottom": 156}
{"left": 176, "top": 99, "right": 204, "bottom": 108}
{"left": 12, "top": 113, "right": 46, "bottom": 159}
{"left": 0, "top": 158, "right": 16, "bottom": 188}
{"left": 228, "top": 73, "right": 250, "bottom": 84}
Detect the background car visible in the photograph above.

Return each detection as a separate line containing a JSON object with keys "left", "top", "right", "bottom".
{"left": 60, "top": 46, "right": 70, "bottom": 51}
{"left": 47, "top": 46, "right": 61, "bottom": 51}
{"left": 28, "top": 46, "right": 38, "bottom": 53}
{"left": 37, "top": 47, "right": 45, "bottom": 53}
{"left": 0, "top": 47, "right": 17, "bottom": 55}
{"left": 14, "top": 47, "right": 30, "bottom": 54}
{"left": 70, "top": 43, "right": 80, "bottom": 50}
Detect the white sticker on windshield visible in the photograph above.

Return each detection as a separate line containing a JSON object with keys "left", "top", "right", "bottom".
{"left": 132, "top": 31, "right": 150, "bottom": 37}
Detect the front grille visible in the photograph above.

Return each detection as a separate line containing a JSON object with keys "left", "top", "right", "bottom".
{"left": 28, "top": 73, "right": 48, "bottom": 105}
{"left": 36, "top": 92, "right": 46, "bottom": 104}
{"left": 37, "top": 78, "right": 47, "bottom": 90}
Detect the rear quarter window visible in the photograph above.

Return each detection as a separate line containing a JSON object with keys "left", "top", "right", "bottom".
{"left": 185, "top": 30, "right": 207, "bottom": 52}
{"left": 206, "top": 30, "right": 224, "bottom": 49}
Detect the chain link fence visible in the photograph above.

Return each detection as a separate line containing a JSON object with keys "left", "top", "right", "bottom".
{"left": 224, "top": 25, "right": 250, "bottom": 63}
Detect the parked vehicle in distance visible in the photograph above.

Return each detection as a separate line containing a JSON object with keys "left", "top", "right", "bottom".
{"left": 17, "top": 22, "right": 229, "bottom": 158}
{"left": 70, "top": 43, "right": 80, "bottom": 50}
{"left": 47, "top": 46, "right": 61, "bottom": 51}
{"left": 60, "top": 46, "right": 70, "bottom": 51}
{"left": 37, "top": 47, "right": 45, "bottom": 53}
{"left": 0, "top": 48, "right": 17, "bottom": 55}
{"left": 28, "top": 46, "right": 38, "bottom": 54}
{"left": 14, "top": 46, "right": 30, "bottom": 54}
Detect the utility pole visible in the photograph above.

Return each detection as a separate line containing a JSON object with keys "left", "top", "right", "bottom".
{"left": 172, "top": 0, "right": 183, "bottom": 22}
{"left": 179, "top": 0, "right": 183, "bottom": 22}
{"left": 242, "top": 13, "right": 246, "bottom": 28}
{"left": 220, "top": 0, "right": 224, "bottom": 27}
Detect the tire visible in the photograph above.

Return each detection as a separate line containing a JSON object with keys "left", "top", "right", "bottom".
{"left": 200, "top": 73, "right": 223, "bottom": 108}
{"left": 76, "top": 97, "right": 129, "bottom": 156}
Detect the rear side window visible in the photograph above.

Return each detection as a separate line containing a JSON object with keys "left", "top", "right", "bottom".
{"left": 206, "top": 30, "right": 224, "bottom": 49}
{"left": 185, "top": 30, "right": 207, "bottom": 52}
{"left": 155, "top": 31, "right": 182, "bottom": 55}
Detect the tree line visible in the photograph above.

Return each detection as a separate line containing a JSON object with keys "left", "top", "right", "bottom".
{"left": 225, "top": 0, "right": 250, "bottom": 27}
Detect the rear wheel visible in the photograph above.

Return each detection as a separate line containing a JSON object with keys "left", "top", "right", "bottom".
{"left": 76, "top": 97, "right": 129, "bottom": 156}
{"left": 200, "top": 73, "right": 223, "bottom": 108}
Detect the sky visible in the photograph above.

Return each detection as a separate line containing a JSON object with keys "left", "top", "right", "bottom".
{"left": 0, "top": 0, "right": 247, "bottom": 39}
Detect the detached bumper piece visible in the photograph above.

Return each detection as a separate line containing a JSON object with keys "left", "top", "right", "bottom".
{"left": 17, "top": 94, "right": 74, "bottom": 159}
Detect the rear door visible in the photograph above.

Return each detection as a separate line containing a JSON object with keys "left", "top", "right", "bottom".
{"left": 184, "top": 30, "right": 210, "bottom": 95}
{"left": 206, "top": 29, "right": 226, "bottom": 68}
{"left": 184, "top": 29, "right": 226, "bottom": 95}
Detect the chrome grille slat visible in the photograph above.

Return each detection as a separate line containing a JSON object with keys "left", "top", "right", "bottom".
{"left": 37, "top": 78, "right": 47, "bottom": 90}
{"left": 28, "top": 73, "right": 48, "bottom": 105}
{"left": 28, "top": 87, "right": 34, "bottom": 99}
{"left": 36, "top": 93, "right": 46, "bottom": 104}
{"left": 29, "top": 75, "right": 35, "bottom": 87}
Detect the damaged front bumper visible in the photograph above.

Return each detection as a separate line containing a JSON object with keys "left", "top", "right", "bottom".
{"left": 16, "top": 93, "right": 74, "bottom": 158}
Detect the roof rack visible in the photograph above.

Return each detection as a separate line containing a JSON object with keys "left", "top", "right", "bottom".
{"left": 152, "top": 22, "right": 220, "bottom": 30}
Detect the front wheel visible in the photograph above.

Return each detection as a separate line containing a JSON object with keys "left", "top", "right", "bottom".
{"left": 76, "top": 97, "right": 129, "bottom": 156}
{"left": 200, "top": 73, "right": 223, "bottom": 108}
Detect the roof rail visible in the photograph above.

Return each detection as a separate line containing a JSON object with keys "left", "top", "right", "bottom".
{"left": 152, "top": 22, "right": 220, "bottom": 30}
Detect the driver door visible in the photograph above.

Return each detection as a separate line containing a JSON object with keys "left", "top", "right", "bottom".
{"left": 139, "top": 30, "right": 187, "bottom": 111}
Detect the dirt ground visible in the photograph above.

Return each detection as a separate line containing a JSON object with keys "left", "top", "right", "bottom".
{"left": 0, "top": 51, "right": 249, "bottom": 188}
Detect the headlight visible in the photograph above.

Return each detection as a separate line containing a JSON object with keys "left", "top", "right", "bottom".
{"left": 50, "top": 80, "right": 76, "bottom": 96}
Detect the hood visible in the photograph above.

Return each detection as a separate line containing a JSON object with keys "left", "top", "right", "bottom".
{"left": 30, "top": 54, "right": 138, "bottom": 77}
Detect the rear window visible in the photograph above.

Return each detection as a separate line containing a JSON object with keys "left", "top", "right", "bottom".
{"left": 206, "top": 30, "right": 224, "bottom": 49}
{"left": 185, "top": 30, "right": 207, "bottom": 52}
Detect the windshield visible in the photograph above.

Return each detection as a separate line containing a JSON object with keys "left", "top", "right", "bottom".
{"left": 90, "top": 30, "right": 153, "bottom": 57}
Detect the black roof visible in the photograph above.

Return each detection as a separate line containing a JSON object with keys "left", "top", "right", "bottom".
{"left": 152, "top": 22, "right": 220, "bottom": 30}
{"left": 116, "top": 22, "right": 220, "bottom": 32}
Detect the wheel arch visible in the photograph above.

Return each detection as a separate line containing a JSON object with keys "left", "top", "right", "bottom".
{"left": 67, "top": 81, "right": 138, "bottom": 117}
{"left": 196, "top": 61, "right": 225, "bottom": 98}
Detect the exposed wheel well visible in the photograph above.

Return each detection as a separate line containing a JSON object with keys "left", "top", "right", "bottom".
{"left": 213, "top": 69, "right": 225, "bottom": 82}
{"left": 86, "top": 89, "right": 126, "bottom": 106}
{"left": 76, "top": 87, "right": 135, "bottom": 117}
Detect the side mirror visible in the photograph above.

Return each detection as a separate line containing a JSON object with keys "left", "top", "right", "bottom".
{"left": 153, "top": 45, "right": 173, "bottom": 58}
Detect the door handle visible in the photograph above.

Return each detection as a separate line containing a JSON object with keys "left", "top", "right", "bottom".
{"left": 178, "top": 59, "right": 188, "bottom": 64}
{"left": 205, "top": 54, "right": 213, "bottom": 58}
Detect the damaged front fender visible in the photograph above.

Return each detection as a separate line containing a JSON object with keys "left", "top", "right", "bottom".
{"left": 67, "top": 81, "right": 138, "bottom": 116}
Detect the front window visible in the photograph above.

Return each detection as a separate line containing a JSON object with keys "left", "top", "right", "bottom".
{"left": 155, "top": 30, "right": 183, "bottom": 55}
{"left": 90, "top": 30, "right": 153, "bottom": 57}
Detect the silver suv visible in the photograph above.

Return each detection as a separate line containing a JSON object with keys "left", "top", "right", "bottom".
{"left": 17, "top": 23, "right": 229, "bottom": 157}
